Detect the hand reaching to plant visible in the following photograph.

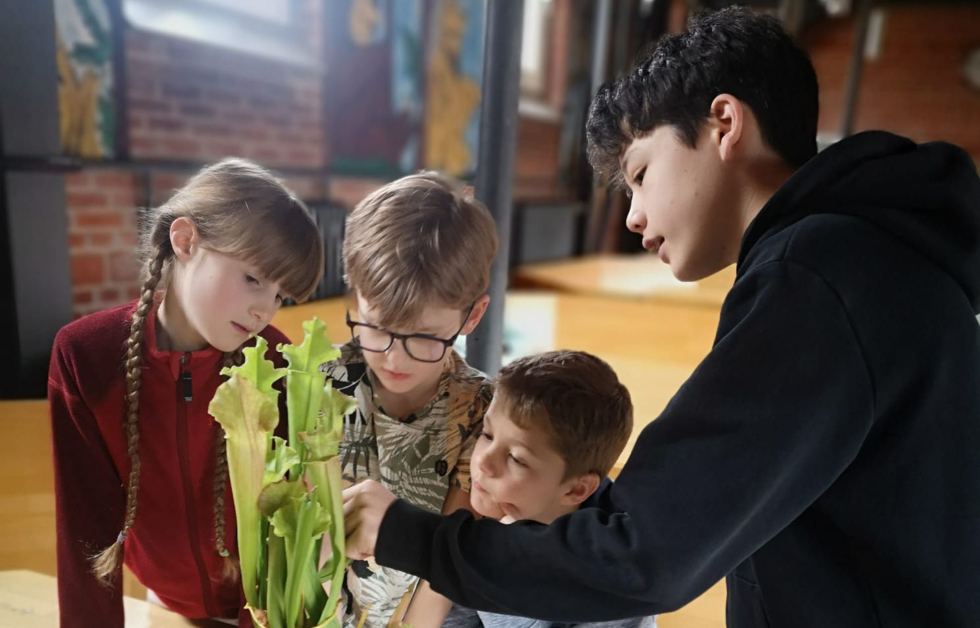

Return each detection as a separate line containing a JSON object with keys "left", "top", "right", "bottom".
{"left": 343, "top": 480, "right": 398, "bottom": 560}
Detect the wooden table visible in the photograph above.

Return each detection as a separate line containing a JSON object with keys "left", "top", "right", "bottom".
{"left": 0, "top": 570, "right": 229, "bottom": 627}
{"left": 513, "top": 254, "right": 736, "bottom": 309}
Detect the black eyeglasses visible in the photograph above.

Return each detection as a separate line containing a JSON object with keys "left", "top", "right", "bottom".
{"left": 345, "top": 304, "right": 475, "bottom": 363}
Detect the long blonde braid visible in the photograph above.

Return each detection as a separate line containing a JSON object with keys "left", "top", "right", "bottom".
{"left": 90, "top": 218, "right": 174, "bottom": 584}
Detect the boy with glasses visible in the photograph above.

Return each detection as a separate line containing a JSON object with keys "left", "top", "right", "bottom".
{"left": 321, "top": 172, "right": 498, "bottom": 628}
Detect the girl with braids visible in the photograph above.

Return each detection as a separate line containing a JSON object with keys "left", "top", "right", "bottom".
{"left": 48, "top": 158, "right": 323, "bottom": 627}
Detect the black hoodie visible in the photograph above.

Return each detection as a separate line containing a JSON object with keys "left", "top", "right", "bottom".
{"left": 375, "top": 132, "right": 980, "bottom": 627}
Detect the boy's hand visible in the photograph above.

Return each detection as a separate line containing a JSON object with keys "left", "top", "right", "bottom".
{"left": 343, "top": 480, "right": 397, "bottom": 560}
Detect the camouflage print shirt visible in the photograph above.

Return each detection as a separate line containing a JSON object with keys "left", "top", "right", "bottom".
{"left": 321, "top": 343, "right": 492, "bottom": 628}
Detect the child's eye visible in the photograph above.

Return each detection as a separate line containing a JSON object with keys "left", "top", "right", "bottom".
{"left": 509, "top": 454, "right": 526, "bottom": 467}
{"left": 634, "top": 167, "right": 646, "bottom": 186}
{"left": 275, "top": 294, "right": 283, "bottom": 303}
{"left": 245, "top": 274, "right": 260, "bottom": 285}
{"left": 481, "top": 431, "right": 493, "bottom": 442}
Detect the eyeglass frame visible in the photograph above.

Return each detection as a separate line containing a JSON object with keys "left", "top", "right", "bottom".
{"left": 345, "top": 302, "right": 477, "bottom": 363}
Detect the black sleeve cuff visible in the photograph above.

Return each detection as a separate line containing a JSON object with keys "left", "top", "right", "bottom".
{"left": 375, "top": 498, "right": 441, "bottom": 580}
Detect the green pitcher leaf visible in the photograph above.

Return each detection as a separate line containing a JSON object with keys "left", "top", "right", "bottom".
{"left": 264, "top": 437, "right": 300, "bottom": 486}
{"left": 221, "top": 335, "right": 287, "bottom": 403}
{"left": 208, "top": 372, "right": 279, "bottom": 611}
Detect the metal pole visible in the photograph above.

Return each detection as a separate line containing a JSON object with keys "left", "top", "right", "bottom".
{"left": 590, "top": 0, "right": 614, "bottom": 99}
{"left": 584, "top": 0, "right": 614, "bottom": 253}
{"left": 466, "top": 0, "right": 524, "bottom": 376}
{"left": 840, "top": 0, "right": 873, "bottom": 137}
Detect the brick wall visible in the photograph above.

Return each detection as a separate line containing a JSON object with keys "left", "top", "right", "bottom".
{"left": 804, "top": 5, "right": 980, "bottom": 162}
{"left": 125, "top": 30, "right": 326, "bottom": 168}
{"left": 65, "top": 1, "right": 328, "bottom": 318}
{"left": 66, "top": 170, "right": 141, "bottom": 316}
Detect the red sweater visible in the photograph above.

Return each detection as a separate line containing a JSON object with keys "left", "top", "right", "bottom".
{"left": 49, "top": 300, "right": 289, "bottom": 627}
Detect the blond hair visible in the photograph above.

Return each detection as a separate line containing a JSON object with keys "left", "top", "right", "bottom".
{"left": 91, "top": 158, "right": 322, "bottom": 585}
{"left": 495, "top": 351, "right": 633, "bottom": 479}
{"left": 343, "top": 172, "right": 498, "bottom": 329}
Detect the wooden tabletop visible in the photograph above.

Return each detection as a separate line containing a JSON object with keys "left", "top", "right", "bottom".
{"left": 0, "top": 570, "right": 230, "bottom": 627}
{"left": 513, "top": 254, "right": 736, "bottom": 309}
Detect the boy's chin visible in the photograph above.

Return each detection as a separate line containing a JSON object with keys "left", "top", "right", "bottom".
{"left": 671, "top": 259, "right": 717, "bottom": 282}
{"left": 472, "top": 494, "right": 505, "bottom": 520}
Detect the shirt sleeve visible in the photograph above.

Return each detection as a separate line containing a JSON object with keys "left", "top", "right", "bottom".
{"left": 49, "top": 333, "right": 127, "bottom": 628}
{"left": 450, "top": 380, "right": 493, "bottom": 493}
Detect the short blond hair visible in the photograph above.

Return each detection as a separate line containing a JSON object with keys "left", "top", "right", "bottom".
{"left": 344, "top": 172, "right": 498, "bottom": 329}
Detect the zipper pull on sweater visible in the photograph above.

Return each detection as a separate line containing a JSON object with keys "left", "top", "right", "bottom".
{"left": 180, "top": 353, "right": 193, "bottom": 402}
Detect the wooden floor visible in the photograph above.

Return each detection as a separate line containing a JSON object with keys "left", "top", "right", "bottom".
{"left": 1, "top": 255, "right": 731, "bottom": 626}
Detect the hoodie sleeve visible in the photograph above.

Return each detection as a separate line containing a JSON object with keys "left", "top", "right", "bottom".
{"left": 49, "top": 332, "right": 126, "bottom": 628}
{"left": 374, "top": 260, "right": 875, "bottom": 621}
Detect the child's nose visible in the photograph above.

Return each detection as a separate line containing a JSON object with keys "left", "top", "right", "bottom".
{"left": 384, "top": 338, "right": 411, "bottom": 362}
{"left": 626, "top": 199, "right": 646, "bottom": 234}
{"left": 249, "top": 292, "right": 279, "bottom": 323}
{"left": 477, "top": 452, "right": 498, "bottom": 478}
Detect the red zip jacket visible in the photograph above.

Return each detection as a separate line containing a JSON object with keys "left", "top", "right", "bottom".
{"left": 49, "top": 300, "right": 290, "bottom": 627}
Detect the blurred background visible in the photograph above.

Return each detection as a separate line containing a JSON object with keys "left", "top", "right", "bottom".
{"left": 0, "top": 1, "right": 977, "bottom": 625}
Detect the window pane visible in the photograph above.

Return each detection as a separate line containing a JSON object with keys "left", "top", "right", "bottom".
{"left": 197, "top": 0, "right": 292, "bottom": 25}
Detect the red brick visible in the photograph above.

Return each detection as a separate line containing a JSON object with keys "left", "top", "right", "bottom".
{"left": 278, "top": 132, "right": 306, "bottom": 145}
{"left": 248, "top": 95, "right": 279, "bottom": 110}
{"left": 109, "top": 251, "right": 139, "bottom": 282}
{"left": 161, "top": 138, "right": 202, "bottom": 155}
{"left": 180, "top": 104, "right": 215, "bottom": 118}
{"left": 149, "top": 117, "right": 186, "bottom": 132}
{"left": 153, "top": 172, "right": 189, "bottom": 190}
{"left": 73, "top": 291, "right": 93, "bottom": 305}
{"left": 89, "top": 233, "right": 114, "bottom": 246}
{"left": 121, "top": 231, "right": 139, "bottom": 246}
{"left": 161, "top": 82, "right": 200, "bottom": 100}
{"left": 111, "top": 192, "right": 136, "bottom": 209}
{"left": 67, "top": 191, "right": 109, "bottom": 209}
{"left": 68, "top": 233, "right": 86, "bottom": 247}
{"left": 129, "top": 137, "right": 160, "bottom": 156}
{"left": 206, "top": 88, "right": 241, "bottom": 105}
{"left": 130, "top": 98, "right": 172, "bottom": 114}
{"left": 287, "top": 149, "right": 320, "bottom": 164}
{"left": 252, "top": 148, "right": 283, "bottom": 163}
{"left": 194, "top": 123, "right": 233, "bottom": 137}
{"left": 207, "top": 142, "right": 244, "bottom": 157}
{"left": 94, "top": 172, "right": 133, "bottom": 189}
{"left": 222, "top": 110, "right": 258, "bottom": 125}
{"left": 77, "top": 212, "right": 123, "bottom": 228}
{"left": 241, "top": 127, "right": 270, "bottom": 142}
{"left": 100, "top": 289, "right": 120, "bottom": 302}
{"left": 71, "top": 254, "right": 104, "bottom": 286}
{"left": 65, "top": 172, "right": 91, "bottom": 189}
{"left": 263, "top": 114, "right": 290, "bottom": 128}
{"left": 127, "top": 286, "right": 141, "bottom": 300}
{"left": 126, "top": 75, "right": 157, "bottom": 97}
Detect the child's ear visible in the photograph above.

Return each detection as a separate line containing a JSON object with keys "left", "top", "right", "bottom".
{"left": 170, "top": 216, "right": 199, "bottom": 262}
{"left": 708, "top": 93, "right": 744, "bottom": 163}
{"left": 460, "top": 294, "right": 490, "bottom": 335}
{"left": 559, "top": 472, "right": 601, "bottom": 508}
